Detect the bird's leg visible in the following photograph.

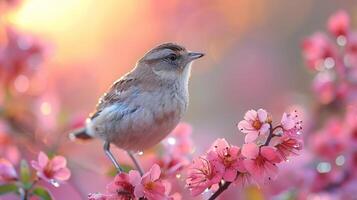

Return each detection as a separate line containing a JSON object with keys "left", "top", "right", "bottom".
{"left": 127, "top": 151, "right": 144, "bottom": 176}
{"left": 103, "top": 141, "right": 123, "bottom": 173}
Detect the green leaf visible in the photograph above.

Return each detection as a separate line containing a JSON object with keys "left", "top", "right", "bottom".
{"left": 0, "top": 184, "right": 18, "bottom": 195}
{"left": 32, "top": 187, "right": 52, "bottom": 200}
{"left": 20, "top": 160, "right": 31, "bottom": 188}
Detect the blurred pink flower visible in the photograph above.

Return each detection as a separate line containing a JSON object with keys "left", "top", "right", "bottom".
{"left": 312, "top": 72, "right": 336, "bottom": 104}
{"left": 156, "top": 154, "right": 189, "bottom": 178}
{"left": 302, "top": 32, "right": 337, "bottom": 70}
{"left": 0, "top": 127, "right": 20, "bottom": 164}
{"left": 327, "top": 10, "right": 350, "bottom": 37}
{"left": 238, "top": 109, "right": 270, "bottom": 143}
{"left": 163, "top": 122, "right": 193, "bottom": 156}
{"left": 133, "top": 164, "right": 167, "bottom": 200}
{"left": 272, "top": 135, "right": 303, "bottom": 161}
{"left": 186, "top": 155, "right": 224, "bottom": 196}
{"left": 208, "top": 138, "right": 244, "bottom": 182}
{"left": 0, "top": 158, "right": 17, "bottom": 182}
{"left": 163, "top": 180, "right": 182, "bottom": 200}
{"left": 311, "top": 119, "right": 347, "bottom": 160}
{"left": 105, "top": 171, "right": 140, "bottom": 200}
{"left": 280, "top": 111, "right": 302, "bottom": 136}
{"left": 31, "top": 151, "right": 71, "bottom": 186}
{"left": 0, "top": 27, "right": 45, "bottom": 85}
{"left": 241, "top": 143, "right": 281, "bottom": 181}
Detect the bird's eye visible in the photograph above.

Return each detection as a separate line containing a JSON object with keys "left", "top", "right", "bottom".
{"left": 167, "top": 54, "right": 177, "bottom": 61}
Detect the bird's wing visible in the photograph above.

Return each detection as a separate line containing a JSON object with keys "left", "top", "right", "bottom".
{"left": 89, "top": 75, "right": 137, "bottom": 120}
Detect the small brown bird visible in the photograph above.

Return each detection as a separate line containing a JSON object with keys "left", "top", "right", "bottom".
{"left": 70, "top": 43, "right": 204, "bottom": 173}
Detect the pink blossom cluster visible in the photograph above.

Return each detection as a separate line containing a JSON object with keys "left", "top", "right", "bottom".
{"left": 156, "top": 122, "right": 193, "bottom": 178}
{"left": 186, "top": 109, "right": 303, "bottom": 197}
{"left": 302, "top": 10, "right": 357, "bottom": 105}
{"left": 0, "top": 151, "right": 70, "bottom": 198}
{"left": 87, "top": 123, "right": 193, "bottom": 200}
{"left": 265, "top": 105, "right": 357, "bottom": 199}
{"left": 88, "top": 164, "right": 180, "bottom": 200}
{"left": 0, "top": 26, "right": 45, "bottom": 86}
{"left": 263, "top": 10, "right": 357, "bottom": 200}
{"left": 304, "top": 105, "right": 357, "bottom": 198}
{"left": 31, "top": 151, "right": 71, "bottom": 186}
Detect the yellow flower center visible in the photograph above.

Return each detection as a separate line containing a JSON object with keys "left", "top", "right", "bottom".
{"left": 252, "top": 120, "right": 262, "bottom": 130}
{"left": 145, "top": 182, "right": 155, "bottom": 190}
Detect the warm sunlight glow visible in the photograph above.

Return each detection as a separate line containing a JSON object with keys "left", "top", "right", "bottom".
{"left": 7, "top": 0, "right": 138, "bottom": 63}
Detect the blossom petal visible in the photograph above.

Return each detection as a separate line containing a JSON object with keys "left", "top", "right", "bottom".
{"left": 237, "top": 120, "right": 252, "bottom": 132}
{"left": 259, "top": 123, "right": 270, "bottom": 134}
{"left": 241, "top": 143, "right": 259, "bottom": 159}
{"left": 223, "top": 168, "right": 237, "bottom": 182}
{"left": 51, "top": 156, "right": 67, "bottom": 171}
{"left": 134, "top": 184, "right": 144, "bottom": 198}
{"left": 38, "top": 152, "right": 49, "bottom": 168}
{"left": 257, "top": 109, "right": 268, "bottom": 122}
{"left": 31, "top": 160, "right": 41, "bottom": 171}
{"left": 245, "top": 132, "right": 259, "bottom": 143}
{"left": 149, "top": 164, "right": 161, "bottom": 181}
{"left": 54, "top": 167, "right": 71, "bottom": 181}
{"left": 243, "top": 159, "right": 262, "bottom": 179}
{"left": 129, "top": 170, "right": 142, "bottom": 186}
{"left": 212, "top": 138, "right": 229, "bottom": 150}
{"left": 244, "top": 110, "right": 257, "bottom": 121}
{"left": 261, "top": 146, "right": 281, "bottom": 163}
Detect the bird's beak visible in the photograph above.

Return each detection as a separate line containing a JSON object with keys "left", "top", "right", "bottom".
{"left": 188, "top": 52, "right": 205, "bottom": 60}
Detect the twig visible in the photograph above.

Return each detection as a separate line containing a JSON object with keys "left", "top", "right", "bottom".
{"left": 263, "top": 123, "right": 276, "bottom": 146}
{"left": 208, "top": 181, "right": 232, "bottom": 200}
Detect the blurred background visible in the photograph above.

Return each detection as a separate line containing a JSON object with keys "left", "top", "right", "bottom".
{"left": 1, "top": 0, "right": 357, "bottom": 199}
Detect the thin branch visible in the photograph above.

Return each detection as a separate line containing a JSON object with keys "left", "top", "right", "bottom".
{"left": 208, "top": 181, "right": 232, "bottom": 200}
{"left": 263, "top": 123, "right": 275, "bottom": 146}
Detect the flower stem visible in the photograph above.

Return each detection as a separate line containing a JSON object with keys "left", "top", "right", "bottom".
{"left": 263, "top": 123, "right": 275, "bottom": 146}
{"left": 208, "top": 181, "right": 232, "bottom": 200}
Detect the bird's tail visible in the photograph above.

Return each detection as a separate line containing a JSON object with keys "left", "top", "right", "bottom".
{"left": 69, "top": 127, "right": 92, "bottom": 141}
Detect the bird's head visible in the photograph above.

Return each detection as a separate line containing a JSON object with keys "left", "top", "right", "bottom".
{"left": 138, "top": 43, "right": 204, "bottom": 80}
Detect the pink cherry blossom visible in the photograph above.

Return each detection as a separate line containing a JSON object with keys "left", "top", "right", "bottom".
{"left": 327, "top": 10, "right": 350, "bottom": 37}
{"left": 208, "top": 138, "right": 244, "bottom": 182}
{"left": 0, "top": 158, "right": 17, "bottom": 182}
{"left": 186, "top": 154, "right": 224, "bottom": 196}
{"left": 311, "top": 119, "right": 347, "bottom": 160}
{"left": 163, "top": 122, "right": 193, "bottom": 156}
{"left": 232, "top": 161, "right": 254, "bottom": 187}
{"left": 312, "top": 72, "right": 336, "bottom": 104}
{"left": 156, "top": 154, "right": 189, "bottom": 178}
{"left": 280, "top": 111, "right": 302, "bottom": 136}
{"left": 238, "top": 109, "right": 270, "bottom": 143}
{"left": 241, "top": 143, "right": 281, "bottom": 181}
{"left": 0, "top": 26, "right": 45, "bottom": 85}
{"left": 302, "top": 32, "right": 337, "bottom": 70}
{"left": 163, "top": 180, "right": 182, "bottom": 200}
{"left": 31, "top": 151, "right": 71, "bottom": 186}
{"left": 106, "top": 171, "right": 140, "bottom": 200}
{"left": 133, "top": 164, "right": 167, "bottom": 200}
{"left": 272, "top": 135, "right": 303, "bottom": 161}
